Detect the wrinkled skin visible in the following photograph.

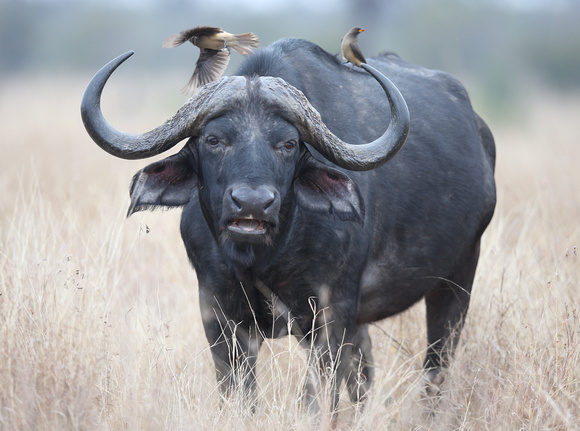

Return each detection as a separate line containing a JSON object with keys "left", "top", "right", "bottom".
{"left": 87, "top": 38, "right": 496, "bottom": 413}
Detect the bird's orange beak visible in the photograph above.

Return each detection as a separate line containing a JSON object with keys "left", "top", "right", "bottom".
{"left": 358, "top": 28, "right": 365, "bottom": 33}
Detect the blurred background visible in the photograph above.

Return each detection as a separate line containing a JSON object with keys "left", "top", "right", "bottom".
{"left": 1, "top": 0, "right": 579, "bottom": 125}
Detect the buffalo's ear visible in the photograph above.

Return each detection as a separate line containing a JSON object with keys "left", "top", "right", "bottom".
{"left": 294, "top": 154, "right": 364, "bottom": 223}
{"left": 127, "top": 152, "right": 198, "bottom": 217}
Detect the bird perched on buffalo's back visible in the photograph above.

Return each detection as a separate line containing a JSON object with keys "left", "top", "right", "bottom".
{"left": 341, "top": 26, "right": 366, "bottom": 67}
{"left": 163, "top": 26, "right": 259, "bottom": 96}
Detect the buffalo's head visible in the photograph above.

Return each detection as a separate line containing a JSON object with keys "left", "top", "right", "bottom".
{"left": 81, "top": 51, "right": 409, "bottom": 264}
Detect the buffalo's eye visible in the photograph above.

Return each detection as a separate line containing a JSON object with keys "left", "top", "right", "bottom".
{"left": 282, "top": 140, "right": 297, "bottom": 152}
{"left": 206, "top": 136, "right": 220, "bottom": 147}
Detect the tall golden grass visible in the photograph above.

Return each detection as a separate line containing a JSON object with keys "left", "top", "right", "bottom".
{"left": 0, "top": 75, "right": 578, "bottom": 430}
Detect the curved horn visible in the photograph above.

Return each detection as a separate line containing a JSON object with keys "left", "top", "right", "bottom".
{"left": 82, "top": 52, "right": 408, "bottom": 168}
{"left": 80, "top": 51, "right": 240, "bottom": 160}
{"left": 263, "top": 64, "right": 410, "bottom": 171}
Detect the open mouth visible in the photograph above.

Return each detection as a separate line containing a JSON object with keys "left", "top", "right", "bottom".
{"left": 228, "top": 218, "right": 269, "bottom": 235}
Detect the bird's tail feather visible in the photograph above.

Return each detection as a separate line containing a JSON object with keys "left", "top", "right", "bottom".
{"left": 162, "top": 33, "right": 188, "bottom": 48}
{"left": 230, "top": 33, "right": 260, "bottom": 55}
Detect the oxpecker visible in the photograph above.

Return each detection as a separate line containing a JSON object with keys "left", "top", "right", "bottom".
{"left": 341, "top": 27, "right": 366, "bottom": 67}
{"left": 163, "top": 26, "right": 259, "bottom": 95}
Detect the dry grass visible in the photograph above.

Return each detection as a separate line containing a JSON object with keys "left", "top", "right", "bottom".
{"left": 0, "top": 75, "right": 578, "bottom": 430}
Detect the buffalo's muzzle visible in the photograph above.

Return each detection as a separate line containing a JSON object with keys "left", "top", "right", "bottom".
{"left": 223, "top": 186, "right": 280, "bottom": 239}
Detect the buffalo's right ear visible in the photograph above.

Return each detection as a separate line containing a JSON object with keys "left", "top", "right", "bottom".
{"left": 127, "top": 152, "right": 198, "bottom": 217}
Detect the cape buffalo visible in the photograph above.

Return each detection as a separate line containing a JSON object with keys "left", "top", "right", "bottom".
{"left": 81, "top": 37, "right": 496, "bottom": 412}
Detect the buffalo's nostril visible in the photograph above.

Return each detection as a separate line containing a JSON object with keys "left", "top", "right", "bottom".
{"left": 262, "top": 190, "right": 276, "bottom": 210}
{"left": 230, "top": 187, "right": 277, "bottom": 213}
{"left": 231, "top": 193, "right": 242, "bottom": 211}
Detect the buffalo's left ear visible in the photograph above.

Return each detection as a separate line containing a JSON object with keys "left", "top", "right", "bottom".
{"left": 294, "top": 154, "right": 364, "bottom": 223}
{"left": 127, "top": 152, "right": 198, "bottom": 217}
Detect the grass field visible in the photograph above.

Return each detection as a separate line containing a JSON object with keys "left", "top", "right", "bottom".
{"left": 0, "top": 75, "right": 578, "bottom": 430}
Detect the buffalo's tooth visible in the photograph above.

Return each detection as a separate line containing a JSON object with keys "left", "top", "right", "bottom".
{"left": 237, "top": 219, "right": 262, "bottom": 231}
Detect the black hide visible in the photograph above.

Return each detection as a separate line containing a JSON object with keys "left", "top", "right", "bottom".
{"left": 116, "top": 38, "right": 496, "bottom": 410}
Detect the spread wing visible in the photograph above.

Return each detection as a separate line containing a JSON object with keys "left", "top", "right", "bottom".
{"left": 182, "top": 48, "right": 230, "bottom": 96}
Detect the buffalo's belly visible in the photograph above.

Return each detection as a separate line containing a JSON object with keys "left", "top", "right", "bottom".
{"left": 357, "top": 261, "right": 438, "bottom": 323}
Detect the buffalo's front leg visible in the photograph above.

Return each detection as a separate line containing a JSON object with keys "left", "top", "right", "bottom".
{"left": 199, "top": 289, "right": 263, "bottom": 410}
{"left": 345, "top": 324, "right": 374, "bottom": 404}
{"left": 301, "top": 295, "right": 360, "bottom": 416}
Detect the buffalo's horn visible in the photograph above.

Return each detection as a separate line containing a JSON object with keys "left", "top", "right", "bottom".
{"left": 262, "top": 64, "right": 410, "bottom": 171}
{"left": 80, "top": 51, "right": 242, "bottom": 160}
{"left": 82, "top": 52, "right": 408, "bottom": 169}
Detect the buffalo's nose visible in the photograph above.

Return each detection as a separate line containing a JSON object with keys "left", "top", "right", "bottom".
{"left": 230, "top": 186, "right": 277, "bottom": 215}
